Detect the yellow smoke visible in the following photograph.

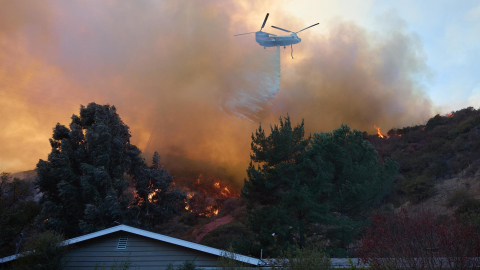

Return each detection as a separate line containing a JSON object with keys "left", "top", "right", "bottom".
{"left": 0, "top": 1, "right": 433, "bottom": 184}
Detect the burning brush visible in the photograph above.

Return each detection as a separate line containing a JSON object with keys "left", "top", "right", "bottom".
{"left": 175, "top": 173, "right": 238, "bottom": 217}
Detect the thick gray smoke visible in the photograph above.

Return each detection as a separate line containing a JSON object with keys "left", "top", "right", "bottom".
{"left": 0, "top": 1, "right": 434, "bottom": 185}
{"left": 221, "top": 46, "right": 281, "bottom": 120}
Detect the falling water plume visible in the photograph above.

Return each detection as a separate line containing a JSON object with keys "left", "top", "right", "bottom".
{"left": 221, "top": 46, "right": 281, "bottom": 121}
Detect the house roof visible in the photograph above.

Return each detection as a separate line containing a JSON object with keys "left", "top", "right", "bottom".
{"left": 0, "top": 225, "right": 264, "bottom": 266}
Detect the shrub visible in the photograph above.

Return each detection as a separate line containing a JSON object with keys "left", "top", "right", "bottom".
{"left": 13, "top": 231, "right": 68, "bottom": 270}
{"left": 273, "top": 245, "right": 331, "bottom": 270}
{"left": 358, "top": 209, "right": 480, "bottom": 270}
{"left": 446, "top": 189, "right": 471, "bottom": 207}
{"left": 455, "top": 198, "right": 480, "bottom": 216}
{"left": 166, "top": 260, "right": 197, "bottom": 270}
{"left": 400, "top": 175, "right": 434, "bottom": 203}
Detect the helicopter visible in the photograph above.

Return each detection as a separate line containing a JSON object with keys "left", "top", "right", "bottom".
{"left": 234, "top": 13, "right": 319, "bottom": 58}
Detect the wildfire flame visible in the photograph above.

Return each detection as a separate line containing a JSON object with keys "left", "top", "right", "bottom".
{"left": 221, "top": 187, "right": 231, "bottom": 197}
{"left": 374, "top": 125, "right": 389, "bottom": 139}
{"left": 148, "top": 189, "right": 161, "bottom": 202}
{"left": 201, "top": 205, "right": 220, "bottom": 217}
{"left": 178, "top": 174, "right": 238, "bottom": 218}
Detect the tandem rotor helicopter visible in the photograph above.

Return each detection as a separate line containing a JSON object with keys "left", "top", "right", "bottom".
{"left": 234, "top": 13, "right": 319, "bottom": 59}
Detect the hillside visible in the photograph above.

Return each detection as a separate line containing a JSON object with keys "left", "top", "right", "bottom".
{"left": 5, "top": 106, "right": 480, "bottom": 257}
{"left": 365, "top": 106, "right": 480, "bottom": 217}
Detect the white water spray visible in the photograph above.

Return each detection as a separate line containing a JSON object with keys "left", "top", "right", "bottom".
{"left": 221, "top": 46, "right": 281, "bottom": 121}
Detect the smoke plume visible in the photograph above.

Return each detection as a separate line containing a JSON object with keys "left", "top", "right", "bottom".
{"left": 0, "top": 1, "right": 433, "bottom": 184}
{"left": 221, "top": 46, "right": 281, "bottom": 120}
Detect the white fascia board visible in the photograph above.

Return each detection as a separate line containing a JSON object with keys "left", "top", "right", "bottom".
{"left": 0, "top": 254, "right": 19, "bottom": 263}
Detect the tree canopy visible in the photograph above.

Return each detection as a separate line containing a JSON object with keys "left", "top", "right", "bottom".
{"left": 242, "top": 117, "right": 398, "bottom": 255}
{"left": 0, "top": 172, "right": 40, "bottom": 257}
{"left": 36, "top": 103, "right": 184, "bottom": 237}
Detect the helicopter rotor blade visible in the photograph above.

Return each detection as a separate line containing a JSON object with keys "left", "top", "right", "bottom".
{"left": 271, "top": 26, "right": 292, "bottom": 33}
{"left": 260, "top": 13, "right": 269, "bottom": 31}
{"left": 234, "top": 32, "right": 257, "bottom": 36}
{"left": 295, "top": 23, "right": 319, "bottom": 34}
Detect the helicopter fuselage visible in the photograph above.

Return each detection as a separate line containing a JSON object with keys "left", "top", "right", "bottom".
{"left": 255, "top": 31, "right": 301, "bottom": 47}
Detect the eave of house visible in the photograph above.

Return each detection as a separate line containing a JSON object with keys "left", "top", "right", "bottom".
{"left": 0, "top": 225, "right": 264, "bottom": 266}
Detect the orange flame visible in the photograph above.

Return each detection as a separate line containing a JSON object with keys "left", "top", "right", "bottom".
{"left": 213, "top": 182, "right": 220, "bottom": 188}
{"left": 148, "top": 189, "right": 161, "bottom": 202}
{"left": 183, "top": 197, "right": 191, "bottom": 211}
{"left": 221, "top": 187, "right": 231, "bottom": 197}
{"left": 374, "top": 125, "right": 389, "bottom": 139}
{"left": 200, "top": 205, "right": 220, "bottom": 217}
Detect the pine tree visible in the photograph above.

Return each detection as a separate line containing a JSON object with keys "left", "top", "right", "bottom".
{"left": 242, "top": 118, "right": 398, "bottom": 255}
{"left": 242, "top": 116, "right": 316, "bottom": 251}
{"left": 307, "top": 125, "right": 398, "bottom": 250}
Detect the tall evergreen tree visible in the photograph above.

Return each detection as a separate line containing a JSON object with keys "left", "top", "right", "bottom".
{"left": 306, "top": 125, "right": 398, "bottom": 250}
{"left": 242, "top": 116, "right": 315, "bottom": 251}
{"left": 36, "top": 103, "right": 183, "bottom": 237}
{"left": 242, "top": 118, "right": 398, "bottom": 255}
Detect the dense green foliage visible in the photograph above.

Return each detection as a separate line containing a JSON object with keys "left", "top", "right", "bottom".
{"left": 166, "top": 261, "right": 197, "bottom": 270}
{"left": 0, "top": 172, "right": 40, "bottom": 257}
{"left": 242, "top": 117, "right": 398, "bottom": 256}
{"left": 274, "top": 245, "right": 332, "bottom": 270}
{"left": 13, "top": 231, "right": 68, "bottom": 270}
{"left": 35, "top": 103, "right": 184, "bottom": 237}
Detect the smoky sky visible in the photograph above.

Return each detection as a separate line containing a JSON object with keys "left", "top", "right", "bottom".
{"left": 0, "top": 1, "right": 433, "bottom": 182}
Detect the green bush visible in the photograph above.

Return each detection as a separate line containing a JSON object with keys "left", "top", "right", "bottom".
{"left": 455, "top": 198, "right": 480, "bottom": 216}
{"left": 273, "top": 245, "right": 331, "bottom": 270}
{"left": 400, "top": 175, "right": 435, "bottom": 203}
{"left": 13, "top": 231, "right": 68, "bottom": 270}
{"left": 446, "top": 189, "right": 471, "bottom": 207}
{"left": 425, "top": 114, "right": 447, "bottom": 131}
{"left": 166, "top": 260, "right": 197, "bottom": 270}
